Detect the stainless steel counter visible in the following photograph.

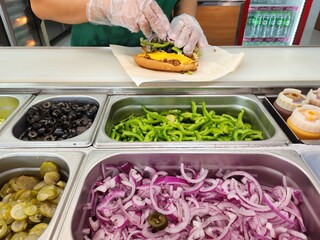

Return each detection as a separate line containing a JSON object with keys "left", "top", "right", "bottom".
{"left": 0, "top": 46, "right": 319, "bottom": 92}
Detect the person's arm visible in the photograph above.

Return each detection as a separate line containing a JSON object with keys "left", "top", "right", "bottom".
{"left": 174, "top": 0, "right": 197, "bottom": 17}
{"left": 30, "top": 0, "right": 88, "bottom": 24}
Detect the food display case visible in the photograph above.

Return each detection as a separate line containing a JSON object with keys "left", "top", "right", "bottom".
{"left": 0, "top": 46, "right": 319, "bottom": 239}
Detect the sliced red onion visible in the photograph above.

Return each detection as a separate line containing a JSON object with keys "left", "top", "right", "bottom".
{"left": 121, "top": 179, "right": 136, "bottom": 203}
{"left": 110, "top": 213, "right": 128, "bottom": 229}
{"left": 200, "top": 178, "right": 219, "bottom": 192}
{"left": 165, "top": 199, "right": 190, "bottom": 234}
{"left": 131, "top": 195, "right": 145, "bottom": 208}
{"left": 183, "top": 181, "right": 204, "bottom": 195}
{"left": 262, "top": 193, "right": 295, "bottom": 224}
{"left": 83, "top": 162, "right": 308, "bottom": 239}
{"left": 180, "top": 163, "right": 209, "bottom": 184}
{"left": 224, "top": 170, "right": 263, "bottom": 204}
{"left": 141, "top": 223, "right": 167, "bottom": 238}
{"left": 155, "top": 175, "right": 189, "bottom": 186}
{"left": 127, "top": 230, "right": 142, "bottom": 240}
{"left": 149, "top": 173, "right": 177, "bottom": 215}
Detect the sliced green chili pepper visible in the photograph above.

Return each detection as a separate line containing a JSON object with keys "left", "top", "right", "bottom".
{"left": 201, "top": 102, "right": 214, "bottom": 121}
{"left": 172, "top": 46, "right": 182, "bottom": 54}
{"left": 110, "top": 102, "right": 264, "bottom": 142}
{"left": 191, "top": 101, "right": 197, "bottom": 114}
{"left": 122, "top": 131, "right": 144, "bottom": 142}
{"left": 140, "top": 40, "right": 171, "bottom": 49}
{"left": 147, "top": 212, "right": 168, "bottom": 231}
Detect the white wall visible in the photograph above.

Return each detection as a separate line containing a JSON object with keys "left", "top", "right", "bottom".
{"left": 300, "top": 0, "right": 320, "bottom": 45}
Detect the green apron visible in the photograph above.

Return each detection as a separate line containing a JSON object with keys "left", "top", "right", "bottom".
{"left": 71, "top": 0, "right": 178, "bottom": 46}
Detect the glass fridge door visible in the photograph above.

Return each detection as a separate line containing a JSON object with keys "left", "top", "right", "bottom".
{"left": 242, "top": 0, "right": 306, "bottom": 46}
{"left": 0, "top": 16, "right": 10, "bottom": 46}
{"left": 0, "top": 0, "right": 42, "bottom": 46}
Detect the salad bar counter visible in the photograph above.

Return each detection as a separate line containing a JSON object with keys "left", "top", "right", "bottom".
{"left": 0, "top": 88, "right": 319, "bottom": 239}
{"left": 0, "top": 46, "right": 319, "bottom": 239}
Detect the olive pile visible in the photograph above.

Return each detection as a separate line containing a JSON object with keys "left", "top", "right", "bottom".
{"left": 0, "top": 161, "right": 66, "bottom": 239}
{"left": 19, "top": 101, "right": 98, "bottom": 141}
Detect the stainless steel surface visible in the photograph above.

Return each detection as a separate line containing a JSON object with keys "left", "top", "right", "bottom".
{"left": 0, "top": 150, "right": 85, "bottom": 240}
{"left": 0, "top": 94, "right": 107, "bottom": 148}
{"left": 56, "top": 149, "right": 320, "bottom": 239}
{"left": 0, "top": 94, "right": 34, "bottom": 132}
{"left": 94, "top": 94, "right": 289, "bottom": 148}
{"left": 301, "top": 151, "right": 320, "bottom": 182}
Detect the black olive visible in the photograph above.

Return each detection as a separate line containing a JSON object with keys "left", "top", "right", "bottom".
{"left": 59, "top": 115, "right": 68, "bottom": 122}
{"left": 45, "top": 127, "right": 54, "bottom": 134}
{"left": 52, "top": 109, "right": 62, "bottom": 117}
{"left": 44, "top": 135, "right": 57, "bottom": 141}
{"left": 57, "top": 102, "right": 66, "bottom": 108}
{"left": 80, "top": 119, "right": 89, "bottom": 126}
{"left": 71, "top": 104, "right": 78, "bottom": 110}
{"left": 20, "top": 100, "right": 98, "bottom": 141}
{"left": 37, "top": 128, "right": 46, "bottom": 136}
{"left": 29, "top": 106, "right": 40, "bottom": 112}
{"left": 28, "top": 130, "right": 38, "bottom": 139}
{"left": 69, "top": 129, "right": 77, "bottom": 137}
{"left": 39, "top": 119, "right": 49, "bottom": 126}
{"left": 53, "top": 128, "right": 64, "bottom": 137}
{"left": 61, "top": 134, "right": 69, "bottom": 139}
{"left": 31, "top": 122, "right": 42, "bottom": 130}
{"left": 41, "top": 101, "right": 52, "bottom": 109}
{"left": 67, "top": 111, "right": 77, "bottom": 121}
{"left": 27, "top": 115, "right": 40, "bottom": 124}
{"left": 49, "top": 118, "right": 57, "bottom": 125}
{"left": 86, "top": 108, "right": 97, "bottom": 119}
{"left": 61, "top": 105, "right": 71, "bottom": 113}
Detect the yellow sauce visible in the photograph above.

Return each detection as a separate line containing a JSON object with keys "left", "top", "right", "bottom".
{"left": 139, "top": 52, "right": 194, "bottom": 65}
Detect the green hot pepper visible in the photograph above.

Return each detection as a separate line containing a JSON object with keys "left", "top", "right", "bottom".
{"left": 110, "top": 101, "right": 264, "bottom": 142}
{"left": 147, "top": 212, "right": 168, "bottom": 231}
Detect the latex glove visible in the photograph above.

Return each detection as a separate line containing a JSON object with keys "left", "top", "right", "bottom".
{"left": 168, "top": 14, "right": 208, "bottom": 56}
{"left": 86, "top": 0, "right": 170, "bottom": 39}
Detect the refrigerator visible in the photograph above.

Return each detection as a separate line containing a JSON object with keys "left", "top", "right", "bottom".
{"left": 0, "top": 0, "right": 44, "bottom": 46}
{"left": 238, "top": 0, "right": 313, "bottom": 46}
{"left": 0, "top": 0, "right": 70, "bottom": 46}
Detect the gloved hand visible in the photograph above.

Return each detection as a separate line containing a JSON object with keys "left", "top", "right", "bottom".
{"left": 86, "top": 0, "right": 170, "bottom": 39}
{"left": 168, "top": 14, "right": 208, "bottom": 56}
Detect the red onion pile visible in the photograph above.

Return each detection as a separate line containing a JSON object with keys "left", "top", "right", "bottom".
{"left": 82, "top": 162, "right": 307, "bottom": 240}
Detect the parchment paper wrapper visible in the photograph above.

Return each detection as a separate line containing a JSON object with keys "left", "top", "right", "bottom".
{"left": 110, "top": 45, "right": 244, "bottom": 86}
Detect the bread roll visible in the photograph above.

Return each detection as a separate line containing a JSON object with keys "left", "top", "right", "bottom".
{"left": 134, "top": 51, "right": 198, "bottom": 73}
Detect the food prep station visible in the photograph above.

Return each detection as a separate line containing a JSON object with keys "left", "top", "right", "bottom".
{"left": 0, "top": 46, "right": 319, "bottom": 239}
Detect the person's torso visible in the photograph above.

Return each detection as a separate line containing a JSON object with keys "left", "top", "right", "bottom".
{"left": 71, "top": 0, "right": 178, "bottom": 46}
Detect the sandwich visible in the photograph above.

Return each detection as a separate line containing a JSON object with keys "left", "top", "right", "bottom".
{"left": 134, "top": 36, "right": 200, "bottom": 73}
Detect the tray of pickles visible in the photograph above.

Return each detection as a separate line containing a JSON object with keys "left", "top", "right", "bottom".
{"left": 0, "top": 151, "right": 84, "bottom": 239}
{"left": 94, "top": 95, "right": 289, "bottom": 148}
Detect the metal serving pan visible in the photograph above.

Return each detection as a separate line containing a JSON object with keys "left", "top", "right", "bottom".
{"left": 0, "top": 94, "right": 107, "bottom": 148}
{"left": 94, "top": 95, "right": 289, "bottom": 148}
{"left": 0, "top": 94, "right": 33, "bottom": 133}
{"left": 0, "top": 150, "right": 84, "bottom": 240}
{"left": 56, "top": 149, "right": 320, "bottom": 239}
